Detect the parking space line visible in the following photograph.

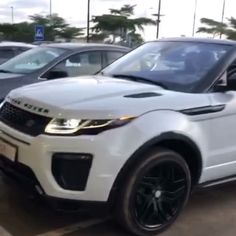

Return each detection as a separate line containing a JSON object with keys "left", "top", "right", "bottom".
{"left": 0, "top": 226, "right": 13, "bottom": 236}
{"left": 35, "top": 217, "right": 109, "bottom": 236}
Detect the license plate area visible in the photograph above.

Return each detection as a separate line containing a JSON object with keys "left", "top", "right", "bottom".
{"left": 0, "top": 139, "right": 17, "bottom": 162}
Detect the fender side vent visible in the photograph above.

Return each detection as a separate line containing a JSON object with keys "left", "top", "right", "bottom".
{"left": 124, "top": 92, "right": 162, "bottom": 98}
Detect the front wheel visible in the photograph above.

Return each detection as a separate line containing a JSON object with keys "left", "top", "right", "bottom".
{"left": 116, "top": 148, "right": 191, "bottom": 236}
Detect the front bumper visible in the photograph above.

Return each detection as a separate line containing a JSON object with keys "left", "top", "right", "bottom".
{"left": 0, "top": 121, "right": 141, "bottom": 202}
{"left": 0, "top": 156, "right": 109, "bottom": 213}
{"left": 0, "top": 155, "right": 43, "bottom": 194}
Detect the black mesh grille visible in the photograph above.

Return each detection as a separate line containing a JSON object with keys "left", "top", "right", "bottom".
{"left": 0, "top": 102, "right": 51, "bottom": 136}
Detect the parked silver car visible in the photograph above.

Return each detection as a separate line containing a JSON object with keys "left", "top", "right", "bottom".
{"left": 0, "top": 42, "right": 35, "bottom": 65}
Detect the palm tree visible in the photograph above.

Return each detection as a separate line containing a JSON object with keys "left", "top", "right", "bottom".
{"left": 226, "top": 17, "right": 236, "bottom": 39}
{"left": 197, "top": 18, "right": 227, "bottom": 38}
{"left": 91, "top": 5, "right": 156, "bottom": 46}
{"left": 198, "top": 17, "right": 236, "bottom": 40}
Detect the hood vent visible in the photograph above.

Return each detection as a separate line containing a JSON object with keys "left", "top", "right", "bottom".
{"left": 124, "top": 92, "right": 162, "bottom": 99}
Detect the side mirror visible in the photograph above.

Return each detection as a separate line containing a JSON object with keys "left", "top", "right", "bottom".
{"left": 214, "top": 72, "right": 227, "bottom": 92}
{"left": 227, "top": 73, "right": 236, "bottom": 91}
{"left": 44, "top": 70, "right": 68, "bottom": 80}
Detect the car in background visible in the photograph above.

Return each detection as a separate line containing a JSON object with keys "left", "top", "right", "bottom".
{"left": 32, "top": 41, "right": 54, "bottom": 46}
{"left": 0, "top": 43, "right": 129, "bottom": 101}
{"left": 0, "top": 42, "right": 35, "bottom": 65}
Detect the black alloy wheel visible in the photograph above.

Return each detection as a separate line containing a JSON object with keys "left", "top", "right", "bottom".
{"left": 116, "top": 148, "right": 191, "bottom": 236}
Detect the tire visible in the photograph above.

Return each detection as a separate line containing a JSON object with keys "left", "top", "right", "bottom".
{"left": 115, "top": 148, "right": 191, "bottom": 236}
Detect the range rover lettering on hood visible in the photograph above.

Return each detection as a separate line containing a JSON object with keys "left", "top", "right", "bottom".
{"left": 24, "top": 103, "right": 49, "bottom": 114}
{"left": 6, "top": 96, "right": 21, "bottom": 106}
{"left": 7, "top": 96, "right": 49, "bottom": 114}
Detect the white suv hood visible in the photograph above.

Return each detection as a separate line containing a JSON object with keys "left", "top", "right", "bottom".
{"left": 7, "top": 76, "right": 210, "bottom": 119}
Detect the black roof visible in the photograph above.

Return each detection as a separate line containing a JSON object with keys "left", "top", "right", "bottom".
{"left": 46, "top": 42, "right": 129, "bottom": 50}
{"left": 155, "top": 37, "right": 236, "bottom": 46}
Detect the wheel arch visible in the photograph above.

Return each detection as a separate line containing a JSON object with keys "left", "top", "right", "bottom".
{"left": 108, "top": 132, "right": 203, "bottom": 205}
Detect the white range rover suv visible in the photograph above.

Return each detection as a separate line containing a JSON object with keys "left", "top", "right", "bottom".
{"left": 1, "top": 38, "right": 236, "bottom": 236}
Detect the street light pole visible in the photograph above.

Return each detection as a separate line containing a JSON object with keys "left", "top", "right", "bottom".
{"left": 221, "top": 0, "right": 226, "bottom": 23}
{"left": 10, "top": 6, "right": 14, "bottom": 24}
{"left": 87, "top": 0, "right": 91, "bottom": 42}
{"left": 192, "top": 0, "right": 198, "bottom": 37}
{"left": 50, "top": 0, "right": 52, "bottom": 17}
{"left": 220, "top": 0, "right": 226, "bottom": 39}
{"left": 156, "top": 0, "right": 162, "bottom": 39}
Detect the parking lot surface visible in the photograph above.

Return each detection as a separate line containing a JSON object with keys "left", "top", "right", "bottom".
{"left": 1, "top": 173, "right": 236, "bottom": 236}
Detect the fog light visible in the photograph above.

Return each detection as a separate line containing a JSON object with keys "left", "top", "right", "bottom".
{"left": 52, "top": 153, "right": 93, "bottom": 191}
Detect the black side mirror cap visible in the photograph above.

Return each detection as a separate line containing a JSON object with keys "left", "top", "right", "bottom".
{"left": 45, "top": 70, "right": 68, "bottom": 80}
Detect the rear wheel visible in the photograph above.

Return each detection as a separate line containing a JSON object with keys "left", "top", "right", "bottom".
{"left": 116, "top": 148, "right": 191, "bottom": 236}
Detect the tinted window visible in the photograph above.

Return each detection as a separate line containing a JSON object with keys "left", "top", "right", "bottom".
{"left": 17, "top": 47, "right": 31, "bottom": 53}
{"left": 0, "top": 48, "right": 15, "bottom": 59}
{"left": 106, "top": 51, "right": 125, "bottom": 65}
{"left": 45, "top": 51, "right": 102, "bottom": 78}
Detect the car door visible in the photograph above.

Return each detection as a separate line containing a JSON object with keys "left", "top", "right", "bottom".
{"left": 202, "top": 61, "right": 236, "bottom": 182}
{"left": 41, "top": 51, "right": 103, "bottom": 80}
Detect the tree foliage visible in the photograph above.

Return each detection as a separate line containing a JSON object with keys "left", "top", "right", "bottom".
{"left": 91, "top": 4, "right": 156, "bottom": 47}
{"left": 110, "top": 4, "right": 135, "bottom": 17}
{"left": 0, "top": 14, "right": 83, "bottom": 42}
{"left": 0, "top": 5, "right": 156, "bottom": 46}
{"left": 197, "top": 17, "right": 236, "bottom": 39}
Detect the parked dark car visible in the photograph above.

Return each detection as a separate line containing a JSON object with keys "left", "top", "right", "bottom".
{"left": 0, "top": 43, "right": 129, "bottom": 101}
{"left": 0, "top": 42, "right": 35, "bottom": 65}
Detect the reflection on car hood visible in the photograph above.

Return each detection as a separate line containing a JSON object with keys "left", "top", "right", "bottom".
{"left": 7, "top": 75, "right": 210, "bottom": 119}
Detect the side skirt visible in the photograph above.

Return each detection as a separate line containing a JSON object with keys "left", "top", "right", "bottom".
{"left": 196, "top": 174, "right": 236, "bottom": 190}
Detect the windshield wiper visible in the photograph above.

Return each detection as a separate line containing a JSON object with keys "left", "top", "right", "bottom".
{"left": 0, "top": 69, "right": 13, "bottom": 74}
{"left": 112, "top": 74, "right": 167, "bottom": 89}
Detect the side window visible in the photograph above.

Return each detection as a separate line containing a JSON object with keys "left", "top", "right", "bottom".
{"left": 228, "top": 60, "right": 236, "bottom": 79}
{"left": 44, "top": 51, "right": 102, "bottom": 79}
{"left": 106, "top": 51, "right": 125, "bottom": 65}
{"left": 0, "top": 48, "right": 15, "bottom": 59}
{"left": 16, "top": 47, "right": 30, "bottom": 55}
{"left": 213, "top": 60, "right": 236, "bottom": 90}
{"left": 0, "top": 47, "right": 16, "bottom": 64}
{"left": 225, "top": 60, "right": 236, "bottom": 90}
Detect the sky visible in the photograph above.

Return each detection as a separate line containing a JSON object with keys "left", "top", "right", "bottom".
{"left": 0, "top": 0, "right": 236, "bottom": 40}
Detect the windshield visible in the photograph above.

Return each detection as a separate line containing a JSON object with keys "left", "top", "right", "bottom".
{"left": 102, "top": 41, "right": 232, "bottom": 92}
{"left": 0, "top": 46, "right": 66, "bottom": 74}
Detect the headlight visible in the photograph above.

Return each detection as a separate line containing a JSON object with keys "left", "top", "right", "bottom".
{"left": 45, "top": 116, "right": 135, "bottom": 135}
{"left": 45, "top": 119, "right": 82, "bottom": 134}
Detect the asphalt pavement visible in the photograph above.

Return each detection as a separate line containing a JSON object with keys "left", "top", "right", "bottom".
{"left": 1, "top": 173, "right": 236, "bottom": 236}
